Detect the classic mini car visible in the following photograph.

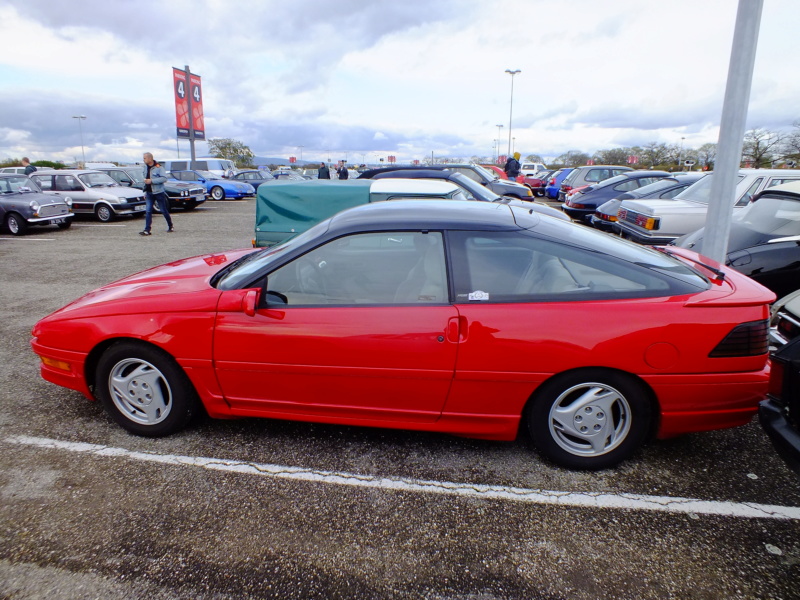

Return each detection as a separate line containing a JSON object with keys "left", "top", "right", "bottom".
{"left": 561, "top": 171, "right": 670, "bottom": 223}
{"left": 759, "top": 335, "right": 800, "bottom": 475}
{"left": 591, "top": 173, "right": 706, "bottom": 232}
{"left": 254, "top": 178, "right": 469, "bottom": 247}
{"left": 0, "top": 173, "right": 73, "bottom": 235}
{"left": 30, "top": 169, "right": 146, "bottom": 222}
{"left": 31, "top": 200, "right": 775, "bottom": 470}
{"left": 97, "top": 166, "right": 206, "bottom": 211}
{"left": 616, "top": 169, "right": 800, "bottom": 245}
{"left": 231, "top": 169, "right": 275, "bottom": 190}
{"left": 674, "top": 181, "right": 800, "bottom": 299}
{"left": 170, "top": 170, "right": 255, "bottom": 200}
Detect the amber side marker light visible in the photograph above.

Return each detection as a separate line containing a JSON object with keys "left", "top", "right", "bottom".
{"left": 41, "top": 356, "right": 71, "bottom": 371}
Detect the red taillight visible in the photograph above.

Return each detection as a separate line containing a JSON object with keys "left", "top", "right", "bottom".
{"left": 563, "top": 185, "right": 573, "bottom": 192}
{"left": 549, "top": 178, "right": 555, "bottom": 185}
{"left": 709, "top": 320, "right": 769, "bottom": 358}
{"left": 595, "top": 212, "right": 616, "bottom": 222}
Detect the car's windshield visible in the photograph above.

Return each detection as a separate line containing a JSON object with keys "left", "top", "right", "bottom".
{"left": 79, "top": 172, "right": 118, "bottom": 187}
{"left": 216, "top": 219, "right": 334, "bottom": 290}
{"left": 197, "top": 170, "right": 221, "bottom": 180}
{"left": 471, "top": 164, "right": 497, "bottom": 181}
{"left": 595, "top": 174, "right": 630, "bottom": 188}
{"left": 631, "top": 177, "right": 681, "bottom": 196}
{"left": 124, "top": 170, "right": 144, "bottom": 183}
{"left": 674, "top": 173, "right": 745, "bottom": 205}
{"left": 450, "top": 173, "right": 498, "bottom": 201}
{"left": 733, "top": 195, "right": 800, "bottom": 236}
{"left": 0, "top": 176, "right": 41, "bottom": 193}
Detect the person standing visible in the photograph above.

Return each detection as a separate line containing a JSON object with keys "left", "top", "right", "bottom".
{"left": 337, "top": 162, "right": 349, "bottom": 180}
{"left": 139, "top": 152, "right": 174, "bottom": 236}
{"left": 22, "top": 157, "right": 36, "bottom": 175}
{"left": 504, "top": 152, "right": 522, "bottom": 180}
{"left": 318, "top": 162, "right": 330, "bottom": 179}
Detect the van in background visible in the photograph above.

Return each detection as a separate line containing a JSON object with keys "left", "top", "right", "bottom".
{"left": 158, "top": 157, "right": 236, "bottom": 177}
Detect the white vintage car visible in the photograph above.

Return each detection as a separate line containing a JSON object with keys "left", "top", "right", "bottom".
{"left": 614, "top": 169, "right": 800, "bottom": 244}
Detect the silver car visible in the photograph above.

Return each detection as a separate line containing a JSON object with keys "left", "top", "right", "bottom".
{"left": 0, "top": 174, "right": 73, "bottom": 235}
{"left": 31, "top": 170, "right": 146, "bottom": 222}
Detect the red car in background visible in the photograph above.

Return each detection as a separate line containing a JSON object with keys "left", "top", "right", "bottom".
{"left": 31, "top": 200, "right": 775, "bottom": 470}
{"left": 480, "top": 164, "right": 508, "bottom": 179}
{"left": 517, "top": 170, "right": 553, "bottom": 197}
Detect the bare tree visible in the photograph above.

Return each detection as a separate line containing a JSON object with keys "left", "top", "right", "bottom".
{"left": 640, "top": 142, "right": 671, "bottom": 168}
{"left": 593, "top": 147, "right": 630, "bottom": 166}
{"left": 781, "top": 120, "right": 800, "bottom": 166}
{"left": 741, "top": 128, "right": 785, "bottom": 168}
{"left": 696, "top": 143, "right": 717, "bottom": 170}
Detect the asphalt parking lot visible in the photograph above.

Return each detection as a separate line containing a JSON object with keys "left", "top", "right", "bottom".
{"left": 1, "top": 199, "right": 799, "bottom": 599}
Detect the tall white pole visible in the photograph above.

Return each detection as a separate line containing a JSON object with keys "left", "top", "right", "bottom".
{"left": 701, "top": 0, "right": 763, "bottom": 263}
{"left": 505, "top": 70, "right": 520, "bottom": 156}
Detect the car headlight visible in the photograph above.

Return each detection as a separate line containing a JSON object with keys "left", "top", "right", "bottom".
{"left": 64, "top": 197, "right": 73, "bottom": 206}
{"left": 29, "top": 200, "right": 40, "bottom": 211}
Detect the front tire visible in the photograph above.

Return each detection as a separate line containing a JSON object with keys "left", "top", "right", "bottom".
{"left": 95, "top": 204, "right": 114, "bottom": 222}
{"left": 528, "top": 369, "right": 652, "bottom": 470}
{"left": 6, "top": 212, "right": 28, "bottom": 235}
{"left": 210, "top": 186, "right": 225, "bottom": 200}
{"left": 95, "top": 341, "right": 198, "bottom": 437}
{"left": 57, "top": 220, "right": 72, "bottom": 230}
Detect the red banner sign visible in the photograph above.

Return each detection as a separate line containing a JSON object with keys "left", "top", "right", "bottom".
{"left": 289, "top": 156, "right": 296, "bottom": 164}
{"left": 173, "top": 68, "right": 205, "bottom": 140}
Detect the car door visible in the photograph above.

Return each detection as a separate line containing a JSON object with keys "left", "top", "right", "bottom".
{"left": 50, "top": 174, "right": 92, "bottom": 212}
{"left": 213, "top": 230, "right": 459, "bottom": 423}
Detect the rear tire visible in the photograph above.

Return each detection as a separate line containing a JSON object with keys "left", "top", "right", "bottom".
{"left": 210, "top": 186, "right": 225, "bottom": 200}
{"left": 528, "top": 369, "right": 652, "bottom": 470}
{"left": 95, "top": 341, "right": 198, "bottom": 437}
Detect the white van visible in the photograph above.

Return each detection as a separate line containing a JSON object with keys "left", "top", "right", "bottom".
{"left": 158, "top": 157, "right": 236, "bottom": 177}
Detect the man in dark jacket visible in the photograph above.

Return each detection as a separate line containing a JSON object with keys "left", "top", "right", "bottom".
{"left": 337, "top": 162, "right": 349, "bottom": 180}
{"left": 504, "top": 151, "right": 521, "bottom": 180}
{"left": 318, "top": 162, "right": 330, "bottom": 179}
{"left": 22, "top": 157, "right": 36, "bottom": 175}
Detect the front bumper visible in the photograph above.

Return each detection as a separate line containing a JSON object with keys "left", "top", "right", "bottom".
{"left": 113, "top": 200, "right": 147, "bottom": 215}
{"left": 759, "top": 398, "right": 800, "bottom": 475}
{"left": 561, "top": 205, "right": 594, "bottom": 222}
{"left": 28, "top": 213, "right": 74, "bottom": 225}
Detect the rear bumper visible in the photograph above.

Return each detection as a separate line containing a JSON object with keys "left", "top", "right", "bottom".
{"left": 590, "top": 215, "right": 616, "bottom": 232}
{"left": 615, "top": 222, "right": 677, "bottom": 245}
{"left": 759, "top": 398, "right": 800, "bottom": 475}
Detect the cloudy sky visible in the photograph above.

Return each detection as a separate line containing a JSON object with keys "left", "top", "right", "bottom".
{"left": 1, "top": 0, "right": 797, "bottom": 166}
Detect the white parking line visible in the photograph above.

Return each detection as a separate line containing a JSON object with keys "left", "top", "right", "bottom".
{"left": 7, "top": 435, "right": 800, "bottom": 521}
{"left": 0, "top": 238, "right": 54, "bottom": 241}
{"left": 71, "top": 224, "right": 129, "bottom": 227}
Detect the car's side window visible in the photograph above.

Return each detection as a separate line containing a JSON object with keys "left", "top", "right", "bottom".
{"left": 738, "top": 178, "right": 764, "bottom": 206}
{"left": 613, "top": 180, "right": 639, "bottom": 192}
{"left": 265, "top": 232, "right": 448, "bottom": 306}
{"left": 449, "top": 231, "right": 670, "bottom": 303}
{"left": 54, "top": 176, "right": 82, "bottom": 192}
{"left": 33, "top": 176, "right": 52, "bottom": 191}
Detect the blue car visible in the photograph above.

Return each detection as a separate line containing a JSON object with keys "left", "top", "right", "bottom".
{"left": 170, "top": 170, "right": 255, "bottom": 200}
{"left": 544, "top": 168, "right": 572, "bottom": 201}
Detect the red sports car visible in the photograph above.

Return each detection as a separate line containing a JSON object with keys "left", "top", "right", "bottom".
{"left": 31, "top": 200, "right": 775, "bottom": 469}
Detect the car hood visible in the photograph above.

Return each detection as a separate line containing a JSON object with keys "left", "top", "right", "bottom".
{"left": 4, "top": 190, "right": 65, "bottom": 205}
{"left": 38, "top": 248, "right": 256, "bottom": 321}
{"left": 91, "top": 186, "right": 145, "bottom": 199}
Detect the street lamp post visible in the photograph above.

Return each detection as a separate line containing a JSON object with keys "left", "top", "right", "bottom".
{"left": 495, "top": 124, "right": 504, "bottom": 161}
{"left": 72, "top": 115, "right": 86, "bottom": 167}
{"left": 298, "top": 145, "right": 304, "bottom": 161}
{"left": 678, "top": 137, "right": 685, "bottom": 169}
{"left": 504, "top": 69, "right": 520, "bottom": 155}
